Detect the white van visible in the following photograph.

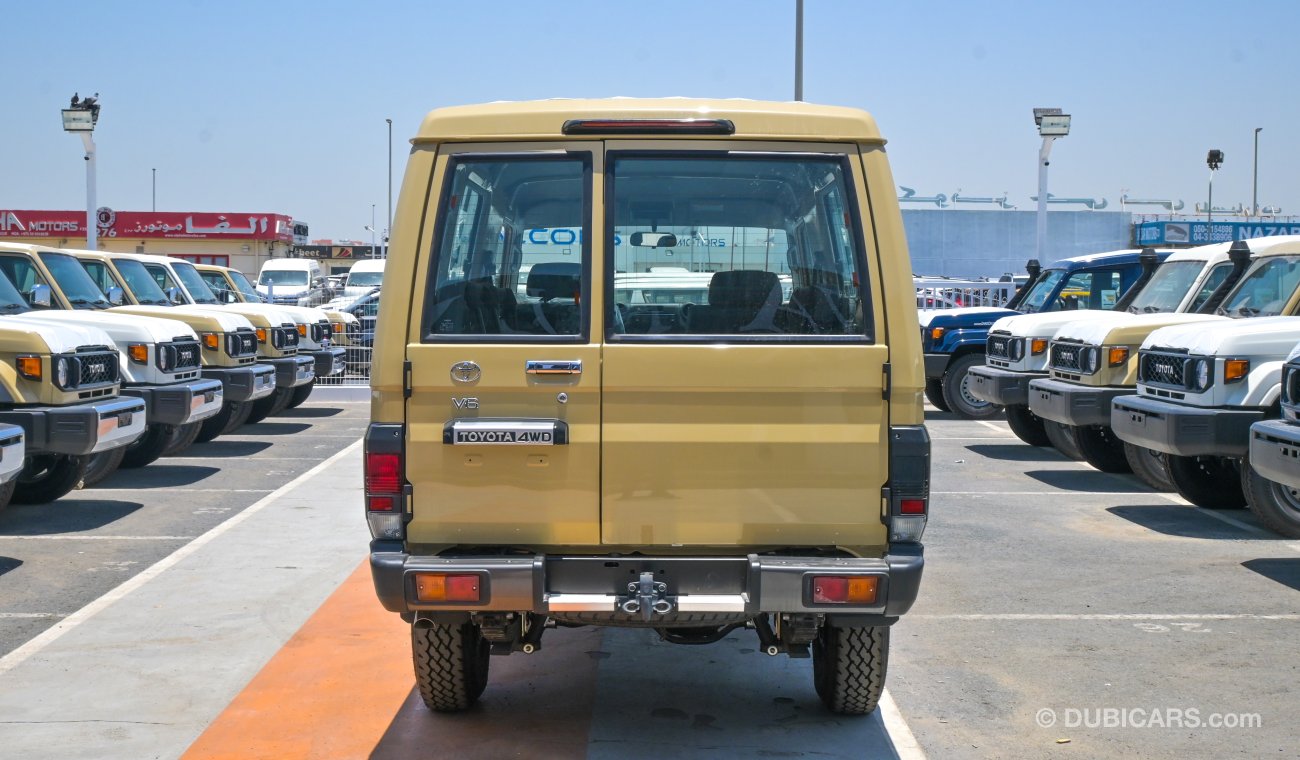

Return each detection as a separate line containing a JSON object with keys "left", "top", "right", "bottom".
{"left": 257, "top": 258, "right": 324, "bottom": 304}
{"left": 343, "top": 258, "right": 385, "bottom": 296}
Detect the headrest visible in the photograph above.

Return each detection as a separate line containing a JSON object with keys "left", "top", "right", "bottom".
{"left": 526, "top": 262, "right": 582, "bottom": 301}
{"left": 708, "top": 270, "right": 780, "bottom": 308}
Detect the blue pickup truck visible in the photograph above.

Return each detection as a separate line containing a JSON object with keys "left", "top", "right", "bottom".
{"left": 920, "top": 249, "right": 1167, "bottom": 418}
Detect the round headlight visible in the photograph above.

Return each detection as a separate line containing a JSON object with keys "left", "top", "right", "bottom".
{"left": 158, "top": 345, "right": 172, "bottom": 371}
{"left": 1009, "top": 339, "right": 1025, "bottom": 361}
{"left": 56, "top": 356, "right": 72, "bottom": 388}
{"left": 1083, "top": 347, "right": 1099, "bottom": 373}
{"left": 1194, "top": 358, "right": 1211, "bottom": 390}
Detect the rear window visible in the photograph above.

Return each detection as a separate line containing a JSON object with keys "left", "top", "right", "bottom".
{"left": 422, "top": 154, "right": 590, "bottom": 341}
{"left": 607, "top": 154, "right": 870, "bottom": 341}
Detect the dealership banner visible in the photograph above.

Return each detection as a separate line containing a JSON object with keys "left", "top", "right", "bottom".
{"left": 1136, "top": 220, "right": 1300, "bottom": 246}
{"left": 0, "top": 209, "right": 294, "bottom": 242}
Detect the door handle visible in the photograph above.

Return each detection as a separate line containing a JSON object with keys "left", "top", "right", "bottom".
{"left": 525, "top": 360, "right": 582, "bottom": 375}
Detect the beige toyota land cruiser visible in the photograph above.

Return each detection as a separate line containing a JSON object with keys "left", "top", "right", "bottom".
{"left": 366, "top": 98, "right": 928, "bottom": 715}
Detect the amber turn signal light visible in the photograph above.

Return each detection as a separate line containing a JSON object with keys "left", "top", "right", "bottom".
{"left": 1225, "top": 359, "right": 1249, "bottom": 382}
{"left": 413, "top": 573, "right": 482, "bottom": 603}
{"left": 811, "top": 575, "right": 879, "bottom": 605}
{"left": 16, "top": 356, "right": 41, "bottom": 380}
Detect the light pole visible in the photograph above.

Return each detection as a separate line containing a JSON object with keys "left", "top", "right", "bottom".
{"left": 1032, "top": 108, "right": 1071, "bottom": 262}
{"left": 1207, "top": 149, "right": 1224, "bottom": 241}
{"left": 152, "top": 167, "right": 156, "bottom": 212}
{"left": 61, "top": 93, "right": 101, "bottom": 250}
{"left": 1252, "top": 128, "right": 1262, "bottom": 218}
{"left": 794, "top": 0, "right": 804, "bottom": 101}
{"left": 386, "top": 117, "right": 393, "bottom": 258}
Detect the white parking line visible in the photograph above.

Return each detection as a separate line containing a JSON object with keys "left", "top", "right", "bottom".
{"left": 911, "top": 613, "right": 1300, "bottom": 621}
{"left": 1154, "top": 493, "right": 1277, "bottom": 537}
{"left": 0, "top": 439, "right": 362, "bottom": 678}
{"left": 0, "top": 613, "right": 66, "bottom": 620}
{"left": 932, "top": 490, "right": 1153, "bottom": 496}
{"left": 975, "top": 420, "right": 1010, "bottom": 435}
{"left": 84, "top": 488, "right": 274, "bottom": 494}
{"left": 0, "top": 535, "right": 194, "bottom": 541}
{"left": 879, "top": 689, "right": 927, "bottom": 760}
{"left": 929, "top": 436, "right": 1026, "bottom": 440}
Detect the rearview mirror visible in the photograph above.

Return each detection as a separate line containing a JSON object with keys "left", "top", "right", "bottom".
{"left": 630, "top": 231, "right": 678, "bottom": 248}
{"left": 106, "top": 286, "right": 125, "bottom": 306}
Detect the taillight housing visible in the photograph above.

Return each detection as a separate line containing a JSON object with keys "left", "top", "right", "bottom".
{"left": 364, "top": 423, "right": 406, "bottom": 540}
{"left": 885, "top": 426, "right": 930, "bottom": 543}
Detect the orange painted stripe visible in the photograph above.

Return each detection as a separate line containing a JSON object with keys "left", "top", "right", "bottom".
{"left": 182, "top": 561, "right": 410, "bottom": 760}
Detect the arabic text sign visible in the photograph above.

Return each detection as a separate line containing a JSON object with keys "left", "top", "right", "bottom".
{"left": 0, "top": 210, "right": 294, "bottom": 241}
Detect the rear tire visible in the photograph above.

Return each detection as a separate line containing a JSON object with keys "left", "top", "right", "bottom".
{"left": 1123, "top": 443, "right": 1173, "bottom": 491}
{"left": 12, "top": 454, "right": 89, "bottom": 504}
{"left": 924, "top": 379, "right": 950, "bottom": 412}
{"left": 1005, "top": 404, "right": 1051, "bottom": 446}
{"left": 1044, "top": 421, "right": 1084, "bottom": 461}
{"left": 1074, "top": 426, "right": 1132, "bottom": 473}
{"left": 1166, "top": 455, "right": 1246, "bottom": 509}
{"left": 412, "top": 620, "right": 491, "bottom": 712}
{"left": 940, "top": 354, "right": 999, "bottom": 420}
{"left": 163, "top": 422, "right": 203, "bottom": 456}
{"left": 1241, "top": 459, "right": 1300, "bottom": 537}
{"left": 120, "top": 424, "right": 175, "bottom": 469}
{"left": 81, "top": 447, "right": 126, "bottom": 487}
{"left": 285, "top": 379, "right": 315, "bottom": 409}
{"left": 812, "top": 624, "right": 889, "bottom": 715}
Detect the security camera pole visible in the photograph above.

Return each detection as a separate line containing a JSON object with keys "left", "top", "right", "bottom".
{"left": 61, "top": 93, "right": 101, "bottom": 250}
{"left": 1033, "top": 108, "right": 1070, "bottom": 262}
{"left": 1207, "top": 149, "right": 1224, "bottom": 240}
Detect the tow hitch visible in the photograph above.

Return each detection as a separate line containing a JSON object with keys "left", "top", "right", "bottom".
{"left": 619, "top": 571, "right": 674, "bottom": 621}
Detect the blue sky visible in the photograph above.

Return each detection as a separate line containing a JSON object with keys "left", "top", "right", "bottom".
{"left": 4, "top": 0, "right": 1296, "bottom": 241}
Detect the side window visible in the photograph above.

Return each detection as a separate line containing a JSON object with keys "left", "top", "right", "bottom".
{"left": 1188, "top": 262, "right": 1233, "bottom": 312}
{"left": 607, "top": 154, "right": 869, "bottom": 340}
{"left": 1050, "top": 269, "right": 1121, "bottom": 311}
{"left": 0, "top": 256, "right": 50, "bottom": 306}
{"left": 144, "top": 264, "right": 180, "bottom": 292}
{"left": 82, "top": 261, "right": 115, "bottom": 293}
{"left": 423, "top": 156, "right": 589, "bottom": 340}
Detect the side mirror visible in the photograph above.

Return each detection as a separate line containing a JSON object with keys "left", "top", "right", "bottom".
{"left": 30, "top": 283, "right": 52, "bottom": 308}
{"left": 106, "top": 286, "right": 125, "bottom": 306}
{"left": 165, "top": 287, "right": 183, "bottom": 304}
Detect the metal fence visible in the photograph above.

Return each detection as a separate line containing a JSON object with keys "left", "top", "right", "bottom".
{"left": 914, "top": 277, "right": 1018, "bottom": 310}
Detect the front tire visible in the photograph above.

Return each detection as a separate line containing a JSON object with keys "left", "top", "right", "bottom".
{"left": 246, "top": 387, "right": 293, "bottom": 424}
{"left": 12, "top": 454, "right": 89, "bottom": 504}
{"left": 81, "top": 447, "right": 126, "bottom": 487}
{"left": 1124, "top": 443, "right": 1173, "bottom": 491}
{"left": 1166, "top": 455, "right": 1246, "bottom": 509}
{"left": 812, "top": 624, "right": 889, "bottom": 715}
{"left": 1044, "top": 421, "right": 1084, "bottom": 461}
{"left": 1241, "top": 459, "right": 1300, "bottom": 537}
{"left": 120, "top": 424, "right": 175, "bottom": 469}
{"left": 1074, "top": 426, "right": 1132, "bottom": 473}
{"left": 163, "top": 422, "right": 203, "bottom": 456}
{"left": 940, "top": 354, "right": 999, "bottom": 420}
{"left": 1005, "top": 404, "right": 1051, "bottom": 446}
{"left": 0, "top": 480, "right": 15, "bottom": 514}
{"left": 412, "top": 620, "right": 491, "bottom": 712}
{"left": 285, "top": 379, "right": 315, "bottom": 409}
{"left": 924, "top": 379, "right": 950, "bottom": 412}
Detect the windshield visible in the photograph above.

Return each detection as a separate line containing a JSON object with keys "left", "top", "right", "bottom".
{"left": 111, "top": 259, "right": 172, "bottom": 305}
{"left": 1017, "top": 269, "right": 1065, "bottom": 312}
{"left": 1217, "top": 255, "right": 1300, "bottom": 317}
{"left": 39, "top": 252, "right": 111, "bottom": 309}
{"left": 259, "top": 269, "right": 309, "bottom": 286}
{"left": 1125, "top": 260, "right": 1203, "bottom": 314}
{"left": 228, "top": 269, "right": 263, "bottom": 300}
{"left": 172, "top": 261, "right": 221, "bottom": 304}
{"left": 0, "top": 268, "right": 30, "bottom": 311}
{"left": 346, "top": 271, "right": 384, "bottom": 287}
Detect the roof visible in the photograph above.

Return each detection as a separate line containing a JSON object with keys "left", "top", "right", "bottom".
{"left": 414, "top": 98, "right": 883, "bottom": 145}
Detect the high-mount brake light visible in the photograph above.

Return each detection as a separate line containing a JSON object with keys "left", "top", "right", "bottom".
{"left": 561, "top": 118, "right": 735, "bottom": 135}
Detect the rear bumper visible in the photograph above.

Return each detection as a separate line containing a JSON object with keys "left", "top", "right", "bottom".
{"left": 369, "top": 543, "right": 924, "bottom": 623}
{"left": 202, "top": 364, "right": 277, "bottom": 403}
{"left": 1111, "top": 395, "right": 1264, "bottom": 458}
{"left": 1029, "top": 378, "right": 1126, "bottom": 427}
{"left": 267, "top": 355, "right": 315, "bottom": 389}
{"left": 923, "top": 353, "right": 949, "bottom": 379}
{"left": 121, "top": 378, "right": 224, "bottom": 426}
{"left": 0, "top": 395, "right": 147, "bottom": 456}
{"left": 1249, "top": 419, "right": 1300, "bottom": 489}
{"left": 968, "top": 365, "right": 1043, "bottom": 406}
{"left": 0, "top": 424, "right": 25, "bottom": 484}
{"left": 312, "top": 347, "right": 346, "bottom": 378}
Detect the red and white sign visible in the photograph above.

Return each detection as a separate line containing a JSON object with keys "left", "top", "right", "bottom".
{"left": 0, "top": 210, "right": 294, "bottom": 242}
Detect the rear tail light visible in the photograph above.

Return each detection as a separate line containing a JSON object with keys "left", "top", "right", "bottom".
{"left": 412, "top": 573, "right": 483, "bottom": 603}
{"left": 811, "top": 576, "right": 879, "bottom": 605}
{"left": 885, "top": 426, "right": 930, "bottom": 543}
{"left": 364, "top": 424, "right": 406, "bottom": 539}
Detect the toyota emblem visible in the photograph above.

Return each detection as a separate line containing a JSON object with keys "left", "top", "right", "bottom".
{"left": 451, "top": 361, "right": 481, "bottom": 383}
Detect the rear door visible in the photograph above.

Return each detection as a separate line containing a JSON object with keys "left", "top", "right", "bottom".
{"left": 404, "top": 145, "right": 603, "bottom": 546}
{"left": 600, "top": 145, "right": 890, "bottom": 547}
